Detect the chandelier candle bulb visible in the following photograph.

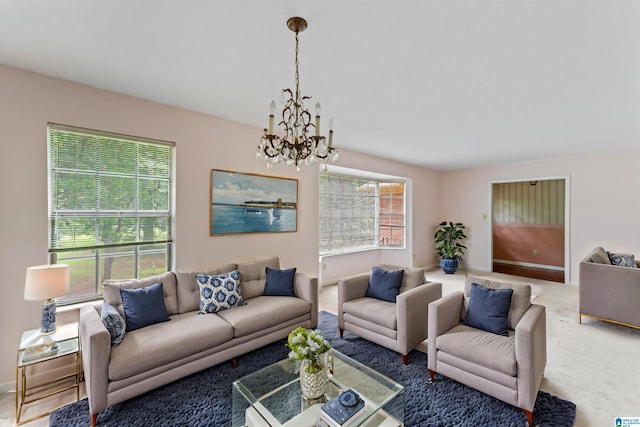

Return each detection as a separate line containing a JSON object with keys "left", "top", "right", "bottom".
{"left": 268, "top": 101, "right": 276, "bottom": 134}
{"left": 315, "top": 103, "right": 321, "bottom": 137}
{"left": 328, "top": 118, "right": 334, "bottom": 147}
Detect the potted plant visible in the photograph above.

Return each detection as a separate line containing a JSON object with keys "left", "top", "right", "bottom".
{"left": 434, "top": 221, "right": 468, "bottom": 274}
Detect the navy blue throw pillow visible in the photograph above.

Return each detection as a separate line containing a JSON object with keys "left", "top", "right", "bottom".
{"left": 120, "top": 282, "right": 170, "bottom": 331}
{"left": 464, "top": 283, "right": 513, "bottom": 336}
{"left": 365, "top": 266, "right": 404, "bottom": 302}
{"left": 263, "top": 267, "right": 297, "bottom": 296}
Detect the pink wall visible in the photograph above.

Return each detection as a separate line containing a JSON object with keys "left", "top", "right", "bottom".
{"left": 439, "top": 151, "right": 640, "bottom": 282}
{"left": 0, "top": 65, "right": 440, "bottom": 384}
{"left": 3, "top": 62, "right": 637, "bottom": 386}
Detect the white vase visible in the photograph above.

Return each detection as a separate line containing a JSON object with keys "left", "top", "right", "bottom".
{"left": 299, "top": 358, "right": 328, "bottom": 399}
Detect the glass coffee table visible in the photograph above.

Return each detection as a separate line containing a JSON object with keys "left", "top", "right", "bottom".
{"left": 232, "top": 349, "right": 404, "bottom": 427}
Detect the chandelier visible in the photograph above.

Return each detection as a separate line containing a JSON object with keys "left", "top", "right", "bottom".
{"left": 257, "top": 17, "right": 339, "bottom": 171}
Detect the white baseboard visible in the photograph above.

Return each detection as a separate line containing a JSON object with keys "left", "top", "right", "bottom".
{"left": 0, "top": 381, "right": 14, "bottom": 393}
{"left": 493, "top": 259, "right": 565, "bottom": 272}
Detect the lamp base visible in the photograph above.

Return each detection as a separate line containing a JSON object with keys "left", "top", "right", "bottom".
{"left": 40, "top": 299, "right": 57, "bottom": 334}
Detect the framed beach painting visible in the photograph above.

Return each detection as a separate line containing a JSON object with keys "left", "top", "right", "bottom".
{"left": 210, "top": 170, "right": 298, "bottom": 235}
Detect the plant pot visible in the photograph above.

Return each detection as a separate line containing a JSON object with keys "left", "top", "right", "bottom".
{"left": 440, "top": 258, "right": 459, "bottom": 274}
{"left": 299, "top": 359, "right": 328, "bottom": 399}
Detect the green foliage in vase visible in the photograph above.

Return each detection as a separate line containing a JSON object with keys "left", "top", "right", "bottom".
{"left": 286, "top": 327, "right": 331, "bottom": 374}
{"left": 434, "top": 221, "right": 468, "bottom": 261}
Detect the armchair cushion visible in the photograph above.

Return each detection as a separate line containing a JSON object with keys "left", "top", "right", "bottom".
{"left": 436, "top": 323, "right": 516, "bottom": 376}
{"left": 590, "top": 246, "right": 611, "bottom": 264}
{"left": 366, "top": 266, "right": 404, "bottom": 302}
{"left": 120, "top": 282, "right": 170, "bottom": 331}
{"left": 263, "top": 267, "right": 297, "bottom": 296}
{"left": 464, "top": 275, "right": 531, "bottom": 330}
{"left": 607, "top": 252, "right": 637, "bottom": 268}
{"left": 377, "top": 264, "right": 424, "bottom": 293}
{"left": 342, "top": 297, "right": 397, "bottom": 330}
{"left": 464, "top": 283, "right": 513, "bottom": 336}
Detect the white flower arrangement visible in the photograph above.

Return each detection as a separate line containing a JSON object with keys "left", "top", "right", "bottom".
{"left": 286, "top": 327, "right": 331, "bottom": 374}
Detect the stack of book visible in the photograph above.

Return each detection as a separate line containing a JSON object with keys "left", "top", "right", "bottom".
{"left": 22, "top": 342, "right": 59, "bottom": 363}
{"left": 320, "top": 389, "right": 365, "bottom": 427}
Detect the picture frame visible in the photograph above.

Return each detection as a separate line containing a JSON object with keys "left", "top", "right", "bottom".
{"left": 210, "top": 169, "right": 298, "bottom": 235}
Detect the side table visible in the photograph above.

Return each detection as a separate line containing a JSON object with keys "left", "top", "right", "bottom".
{"left": 16, "top": 322, "right": 81, "bottom": 425}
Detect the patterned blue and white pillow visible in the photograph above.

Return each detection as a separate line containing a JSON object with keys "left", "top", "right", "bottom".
{"left": 196, "top": 270, "right": 247, "bottom": 314}
{"left": 101, "top": 302, "right": 126, "bottom": 346}
{"left": 607, "top": 252, "right": 637, "bottom": 268}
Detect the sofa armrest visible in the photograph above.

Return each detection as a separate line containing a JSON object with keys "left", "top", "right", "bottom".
{"left": 79, "top": 304, "right": 111, "bottom": 415}
{"left": 337, "top": 273, "right": 370, "bottom": 328}
{"left": 294, "top": 272, "right": 319, "bottom": 328}
{"left": 579, "top": 260, "right": 640, "bottom": 326}
{"left": 427, "top": 291, "right": 464, "bottom": 371}
{"left": 515, "top": 303, "right": 547, "bottom": 412}
{"left": 396, "top": 281, "right": 442, "bottom": 354}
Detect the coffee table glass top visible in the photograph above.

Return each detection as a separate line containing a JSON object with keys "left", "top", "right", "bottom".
{"left": 232, "top": 348, "right": 404, "bottom": 427}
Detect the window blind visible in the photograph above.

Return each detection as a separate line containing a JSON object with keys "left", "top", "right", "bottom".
{"left": 319, "top": 173, "right": 405, "bottom": 255}
{"left": 48, "top": 123, "right": 175, "bottom": 303}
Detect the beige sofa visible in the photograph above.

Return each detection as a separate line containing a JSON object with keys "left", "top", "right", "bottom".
{"left": 80, "top": 257, "right": 317, "bottom": 426}
{"left": 579, "top": 247, "right": 640, "bottom": 329}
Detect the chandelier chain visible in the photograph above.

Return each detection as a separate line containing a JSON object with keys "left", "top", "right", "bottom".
{"left": 295, "top": 31, "right": 300, "bottom": 101}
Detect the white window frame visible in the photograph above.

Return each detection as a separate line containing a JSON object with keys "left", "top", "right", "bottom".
{"left": 319, "top": 166, "right": 406, "bottom": 256}
{"left": 47, "top": 123, "right": 175, "bottom": 304}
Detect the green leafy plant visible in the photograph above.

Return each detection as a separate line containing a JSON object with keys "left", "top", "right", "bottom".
{"left": 286, "top": 327, "right": 331, "bottom": 374}
{"left": 434, "top": 221, "right": 468, "bottom": 261}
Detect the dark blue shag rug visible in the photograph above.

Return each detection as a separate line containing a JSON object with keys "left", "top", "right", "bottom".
{"left": 50, "top": 311, "right": 575, "bottom": 426}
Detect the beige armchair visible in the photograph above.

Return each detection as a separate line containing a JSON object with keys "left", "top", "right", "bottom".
{"left": 338, "top": 265, "right": 442, "bottom": 365}
{"left": 579, "top": 247, "right": 640, "bottom": 329}
{"left": 427, "top": 275, "right": 546, "bottom": 426}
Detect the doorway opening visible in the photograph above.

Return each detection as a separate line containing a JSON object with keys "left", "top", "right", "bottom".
{"left": 491, "top": 178, "right": 567, "bottom": 283}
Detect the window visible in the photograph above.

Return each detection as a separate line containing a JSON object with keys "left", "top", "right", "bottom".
{"left": 319, "top": 173, "right": 405, "bottom": 255}
{"left": 48, "top": 123, "right": 175, "bottom": 304}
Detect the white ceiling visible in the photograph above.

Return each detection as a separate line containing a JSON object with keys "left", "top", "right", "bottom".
{"left": 1, "top": 0, "right": 639, "bottom": 170}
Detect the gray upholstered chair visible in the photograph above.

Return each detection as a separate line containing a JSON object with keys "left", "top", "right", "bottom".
{"left": 427, "top": 275, "right": 546, "bottom": 426}
{"left": 579, "top": 246, "right": 640, "bottom": 329}
{"left": 338, "top": 265, "right": 442, "bottom": 365}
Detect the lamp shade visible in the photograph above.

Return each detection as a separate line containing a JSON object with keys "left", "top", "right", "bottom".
{"left": 24, "top": 264, "right": 70, "bottom": 301}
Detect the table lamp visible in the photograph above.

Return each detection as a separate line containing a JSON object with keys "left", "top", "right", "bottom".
{"left": 24, "top": 264, "right": 70, "bottom": 334}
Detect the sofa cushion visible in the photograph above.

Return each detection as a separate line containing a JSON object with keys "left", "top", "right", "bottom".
{"left": 175, "top": 263, "right": 237, "bottom": 313}
{"left": 263, "top": 267, "right": 296, "bottom": 296}
{"left": 464, "top": 283, "right": 513, "bottom": 336}
{"left": 608, "top": 252, "right": 637, "bottom": 268}
{"left": 103, "top": 271, "right": 178, "bottom": 317}
{"left": 378, "top": 264, "right": 425, "bottom": 293}
{"left": 196, "top": 270, "right": 246, "bottom": 313}
{"left": 464, "top": 275, "right": 531, "bottom": 330}
{"left": 342, "top": 297, "right": 397, "bottom": 330}
{"left": 436, "top": 323, "right": 516, "bottom": 376}
{"left": 237, "top": 257, "right": 280, "bottom": 299}
{"left": 108, "top": 311, "right": 234, "bottom": 381}
{"left": 590, "top": 247, "right": 611, "bottom": 264}
{"left": 366, "top": 266, "right": 403, "bottom": 302}
{"left": 120, "top": 283, "right": 170, "bottom": 331}
{"left": 216, "top": 295, "right": 310, "bottom": 337}
{"left": 100, "top": 303, "right": 126, "bottom": 347}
